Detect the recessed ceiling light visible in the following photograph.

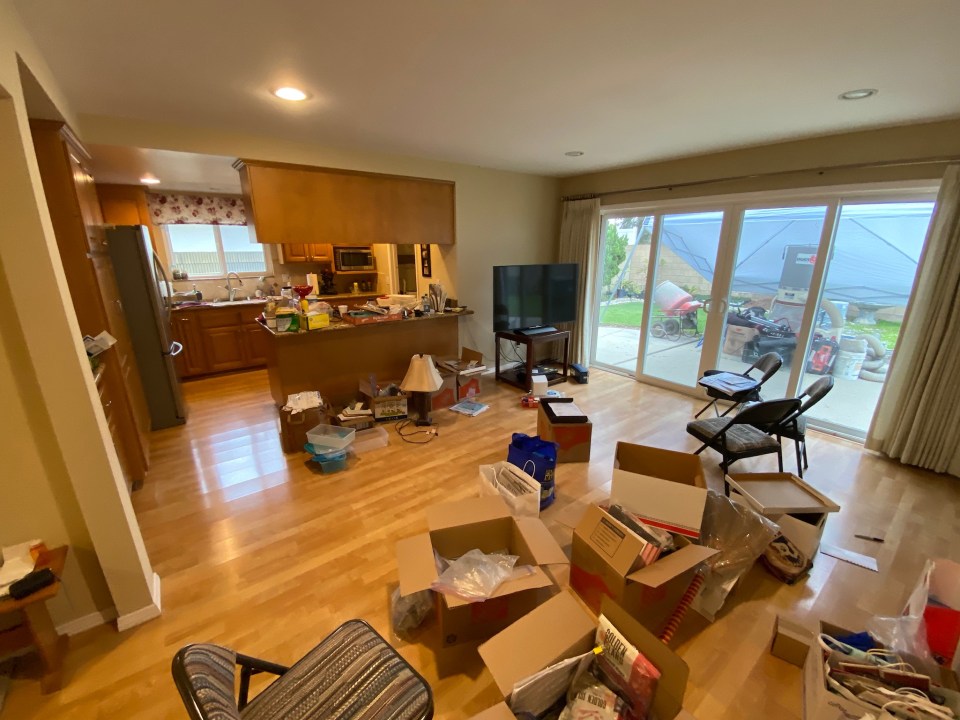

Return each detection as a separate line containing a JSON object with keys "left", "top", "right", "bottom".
{"left": 839, "top": 88, "right": 878, "bottom": 101}
{"left": 565, "top": 151, "right": 584, "bottom": 157}
{"left": 140, "top": 175, "right": 161, "bottom": 185}
{"left": 273, "top": 86, "right": 309, "bottom": 102}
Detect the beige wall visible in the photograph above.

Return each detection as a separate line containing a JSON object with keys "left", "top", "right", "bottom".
{"left": 80, "top": 114, "right": 560, "bottom": 362}
{"left": 559, "top": 118, "right": 960, "bottom": 205}
{"left": 0, "top": 0, "right": 157, "bottom": 627}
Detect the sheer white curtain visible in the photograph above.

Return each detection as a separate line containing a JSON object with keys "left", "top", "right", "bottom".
{"left": 866, "top": 165, "right": 960, "bottom": 475}
{"left": 558, "top": 197, "right": 601, "bottom": 366}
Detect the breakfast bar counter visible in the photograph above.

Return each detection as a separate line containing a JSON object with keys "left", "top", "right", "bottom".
{"left": 262, "top": 311, "right": 472, "bottom": 406}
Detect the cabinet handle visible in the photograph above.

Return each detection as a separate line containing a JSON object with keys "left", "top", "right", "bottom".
{"left": 104, "top": 400, "right": 113, "bottom": 409}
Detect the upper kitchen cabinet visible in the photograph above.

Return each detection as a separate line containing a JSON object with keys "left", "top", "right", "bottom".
{"left": 97, "top": 183, "right": 163, "bottom": 254}
{"left": 234, "top": 159, "right": 456, "bottom": 246}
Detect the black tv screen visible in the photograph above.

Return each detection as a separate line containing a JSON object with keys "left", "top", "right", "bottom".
{"left": 493, "top": 263, "right": 579, "bottom": 332}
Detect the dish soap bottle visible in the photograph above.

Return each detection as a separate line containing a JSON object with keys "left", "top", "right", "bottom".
{"left": 192, "top": 283, "right": 202, "bottom": 302}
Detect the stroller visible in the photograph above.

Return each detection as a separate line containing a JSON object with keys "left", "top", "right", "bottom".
{"left": 650, "top": 281, "right": 704, "bottom": 341}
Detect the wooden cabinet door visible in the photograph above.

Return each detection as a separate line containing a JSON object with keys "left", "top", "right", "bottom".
{"left": 242, "top": 324, "right": 269, "bottom": 366}
{"left": 203, "top": 326, "right": 246, "bottom": 372}
{"left": 307, "top": 244, "right": 332, "bottom": 262}
{"left": 281, "top": 243, "right": 309, "bottom": 262}
{"left": 172, "top": 313, "right": 209, "bottom": 377}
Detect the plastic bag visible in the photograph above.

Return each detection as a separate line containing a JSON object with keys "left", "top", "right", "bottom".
{"left": 479, "top": 462, "right": 540, "bottom": 517}
{"left": 691, "top": 490, "right": 780, "bottom": 621}
{"left": 867, "top": 559, "right": 938, "bottom": 675}
{"left": 558, "top": 671, "right": 632, "bottom": 720}
{"left": 390, "top": 587, "right": 434, "bottom": 636}
{"left": 430, "top": 549, "right": 529, "bottom": 602}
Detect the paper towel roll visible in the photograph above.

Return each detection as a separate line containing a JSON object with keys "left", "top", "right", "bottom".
{"left": 306, "top": 273, "right": 319, "bottom": 295}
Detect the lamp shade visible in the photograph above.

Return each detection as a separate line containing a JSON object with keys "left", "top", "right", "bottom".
{"left": 400, "top": 354, "right": 444, "bottom": 393}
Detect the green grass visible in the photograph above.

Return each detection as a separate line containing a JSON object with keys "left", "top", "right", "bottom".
{"left": 598, "top": 302, "right": 903, "bottom": 351}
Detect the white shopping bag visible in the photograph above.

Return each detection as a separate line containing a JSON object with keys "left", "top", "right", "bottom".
{"left": 478, "top": 461, "right": 540, "bottom": 517}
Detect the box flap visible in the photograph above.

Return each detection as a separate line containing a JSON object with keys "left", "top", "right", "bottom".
{"left": 461, "top": 347, "right": 484, "bottom": 365}
{"left": 770, "top": 614, "right": 814, "bottom": 669}
{"left": 427, "top": 495, "right": 511, "bottom": 531}
{"left": 396, "top": 533, "right": 438, "bottom": 594}
{"left": 725, "top": 473, "right": 840, "bottom": 514}
{"left": 611, "top": 469, "right": 708, "bottom": 539}
{"left": 443, "top": 566, "right": 553, "bottom": 609}
{"left": 574, "top": 504, "right": 651, "bottom": 576}
{"left": 777, "top": 514, "right": 823, "bottom": 560}
{"left": 626, "top": 544, "right": 718, "bottom": 587}
{"left": 599, "top": 596, "right": 689, "bottom": 720}
{"left": 614, "top": 442, "right": 706, "bottom": 488}
{"left": 468, "top": 702, "right": 517, "bottom": 720}
{"left": 479, "top": 590, "right": 597, "bottom": 697}
{"left": 515, "top": 517, "right": 570, "bottom": 566}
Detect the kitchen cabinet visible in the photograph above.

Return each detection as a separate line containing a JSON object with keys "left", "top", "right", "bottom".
{"left": 235, "top": 159, "right": 455, "bottom": 246}
{"left": 278, "top": 243, "right": 332, "bottom": 263}
{"left": 31, "top": 120, "right": 149, "bottom": 487}
{"left": 97, "top": 183, "right": 162, "bottom": 254}
{"left": 171, "top": 303, "right": 268, "bottom": 379}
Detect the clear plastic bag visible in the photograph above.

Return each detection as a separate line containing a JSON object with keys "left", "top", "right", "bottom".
{"left": 390, "top": 587, "right": 434, "bottom": 636}
{"left": 430, "top": 549, "right": 528, "bottom": 602}
{"left": 692, "top": 490, "right": 780, "bottom": 621}
{"left": 866, "top": 559, "right": 938, "bottom": 675}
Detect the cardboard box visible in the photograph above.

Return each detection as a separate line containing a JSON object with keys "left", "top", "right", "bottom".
{"left": 277, "top": 405, "right": 327, "bottom": 454}
{"left": 431, "top": 369, "right": 458, "bottom": 411}
{"left": 770, "top": 614, "right": 813, "bottom": 668}
{"left": 358, "top": 380, "right": 408, "bottom": 421}
{"left": 474, "top": 590, "right": 693, "bottom": 720}
{"left": 726, "top": 472, "right": 840, "bottom": 558}
{"left": 395, "top": 495, "right": 568, "bottom": 649}
{"left": 570, "top": 443, "right": 717, "bottom": 634}
{"left": 439, "top": 347, "right": 488, "bottom": 401}
{"left": 537, "top": 399, "right": 592, "bottom": 463}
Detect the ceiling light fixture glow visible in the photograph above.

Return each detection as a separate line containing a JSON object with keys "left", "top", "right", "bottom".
{"left": 139, "top": 175, "right": 161, "bottom": 185}
{"left": 273, "top": 86, "right": 309, "bottom": 102}
{"left": 565, "top": 151, "right": 584, "bottom": 157}
{"left": 839, "top": 88, "right": 878, "bottom": 101}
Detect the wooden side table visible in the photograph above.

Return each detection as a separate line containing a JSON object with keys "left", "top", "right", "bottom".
{"left": 0, "top": 546, "right": 69, "bottom": 693}
{"left": 494, "top": 329, "right": 570, "bottom": 391}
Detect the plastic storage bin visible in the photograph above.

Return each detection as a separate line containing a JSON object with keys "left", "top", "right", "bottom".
{"left": 306, "top": 446, "right": 348, "bottom": 473}
{"left": 305, "top": 424, "right": 355, "bottom": 453}
{"left": 352, "top": 426, "right": 389, "bottom": 453}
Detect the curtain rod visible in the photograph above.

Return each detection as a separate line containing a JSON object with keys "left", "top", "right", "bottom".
{"left": 561, "top": 154, "right": 960, "bottom": 201}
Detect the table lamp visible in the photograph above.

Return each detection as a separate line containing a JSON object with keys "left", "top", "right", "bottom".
{"left": 400, "top": 354, "right": 444, "bottom": 426}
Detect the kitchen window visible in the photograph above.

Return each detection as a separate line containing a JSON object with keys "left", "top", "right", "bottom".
{"left": 164, "top": 224, "right": 269, "bottom": 278}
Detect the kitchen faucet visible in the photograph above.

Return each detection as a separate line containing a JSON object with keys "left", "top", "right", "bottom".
{"left": 224, "top": 272, "right": 244, "bottom": 301}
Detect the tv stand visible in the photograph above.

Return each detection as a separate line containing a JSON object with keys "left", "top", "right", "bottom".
{"left": 516, "top": 326, "right": 558, "bottom": 336}
{"left": 495, "top": 329, "right": 570, "bottom": 392}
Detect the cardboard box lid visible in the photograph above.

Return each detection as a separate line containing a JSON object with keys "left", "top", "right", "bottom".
{"left": 725, "top": 473, "right": 840, "bottom": 515}
{"left": 468, "top": 703, "right": 516, "bottom": 720}
{"left": 615, "top": 442, "right": 706, "bottom": 488}
{"left": 427, "top": 495, "right": 511, "bottom": 531}
{"left": 625, "top": 542, "right": 717, "bottom": 586}
{"left": 611, "top": 468, "right": 708, "bottom": 539}
{"left": 478, "top": 590, "right": 597, "bottom": 697}
{"left": 515, "top": 516, "right": 570, "bottom": 566}
{"left": 396, "top": 532, "right": 437, "bottom": 595}
{"left": 771, "top": 614, "right": 814, "bottom": 668}
{"left": 575, "top": 504, "right": 655, "bottom": 576}
{"left": 599, "top": 596, "right": 690, "bottom": 720}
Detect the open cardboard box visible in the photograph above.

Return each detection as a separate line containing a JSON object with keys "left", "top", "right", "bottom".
{"left": 440, "top": 347, "right": 487, "bottom": 401}
{"left": 571, "top": 443, "right": 717, "bottom": 634}
{"left": 473, "top": 589, "right": 696, "bottom": 720}
{"left": 396, "top": 495, "right": 568, "bottom": 649}
{"left": 726, "top": 472, "right": 840, "bottom": 558}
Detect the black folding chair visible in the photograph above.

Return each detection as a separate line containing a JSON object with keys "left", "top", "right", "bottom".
{"left": 694, "top": 352, "right": 783, "bottom": 418}
{"left": 753, "top": 376, "right": 834, "bottom": 478}
{"left": 687, "top": 398, "right": 801, "bottom": 488}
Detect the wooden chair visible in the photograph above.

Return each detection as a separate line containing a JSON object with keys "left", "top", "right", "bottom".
{"left": 686, "top": 398, "right": 801, "bottom": 484}
{"left": 172, "top": 620, "right": 433, "bottom": 720}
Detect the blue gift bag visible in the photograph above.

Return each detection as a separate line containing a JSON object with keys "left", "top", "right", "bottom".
{"left": 507, "top": 433, "right": 559, "bottom": 510}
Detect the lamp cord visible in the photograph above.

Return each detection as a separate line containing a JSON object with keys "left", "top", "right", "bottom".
{"left": 395, "top": 419, "right": 439, "bottom": 444}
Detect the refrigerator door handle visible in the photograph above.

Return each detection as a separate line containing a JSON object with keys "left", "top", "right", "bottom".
{"left": 164, "top": 341, "right": 183, "bottom": 357}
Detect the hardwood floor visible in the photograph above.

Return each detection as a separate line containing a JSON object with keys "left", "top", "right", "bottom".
{"left": 5, "top": 367, "right": 959, "bottom": 719}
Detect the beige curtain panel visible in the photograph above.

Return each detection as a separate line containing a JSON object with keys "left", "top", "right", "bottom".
{"left": 558, "top": 197, "right": 601, "bottom": 366}
{"left": 866, "top": 165, "right": 960, "bottom": 475}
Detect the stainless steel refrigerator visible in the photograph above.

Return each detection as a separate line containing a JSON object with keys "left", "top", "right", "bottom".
{"left": 106, "top": 225, "right": 186, "bottom": 428}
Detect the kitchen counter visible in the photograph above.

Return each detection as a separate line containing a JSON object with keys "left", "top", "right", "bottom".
{"left": 261, "top": 310, "right": 471, "bottom": 407}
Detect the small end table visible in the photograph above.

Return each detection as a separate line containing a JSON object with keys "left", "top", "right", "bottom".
{"left": 0, "top": 545, "right": 69, "bottom": 693}
{"left": 494, "top": 329, "right": 570, "bottom": 391}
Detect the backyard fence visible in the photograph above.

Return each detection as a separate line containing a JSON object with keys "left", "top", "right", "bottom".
{"left": 171, "top": 251, "right": 266, "bottom": 276}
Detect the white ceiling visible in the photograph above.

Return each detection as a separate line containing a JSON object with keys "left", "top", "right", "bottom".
{"left": 88, "top": 145, "right": 241, "bottom": 193}
{"left": 15, "top": 0, "right": 960, "bottom": 176}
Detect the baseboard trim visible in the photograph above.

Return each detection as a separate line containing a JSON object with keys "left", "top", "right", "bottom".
{"left": 55, "top": 607, "right": 118, "bottom": 636}
{"left": 116, "top": 572, "right": 162, "bottom": 632}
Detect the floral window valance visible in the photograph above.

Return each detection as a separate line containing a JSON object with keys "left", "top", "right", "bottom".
{"left": 146, "top": 192, "right": 247, "bottom": 226}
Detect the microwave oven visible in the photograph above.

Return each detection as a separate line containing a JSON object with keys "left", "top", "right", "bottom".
{"left": 333, "top": 246, "right": 375, "bottom": 271}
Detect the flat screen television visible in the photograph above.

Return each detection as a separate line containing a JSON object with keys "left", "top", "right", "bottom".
{"left": 493, "top": 263, "right": 579, "bottom": 332}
